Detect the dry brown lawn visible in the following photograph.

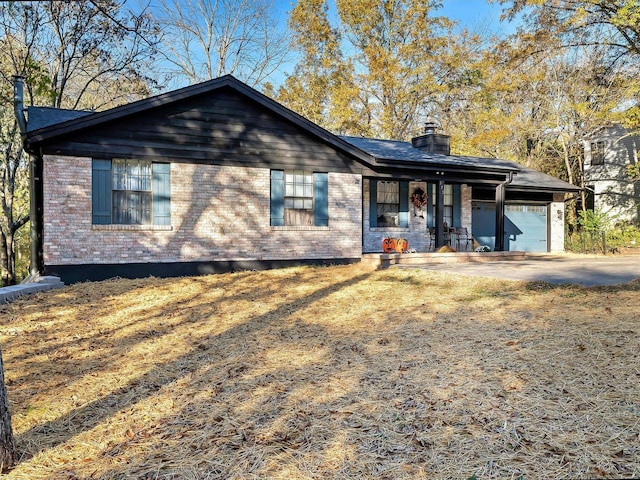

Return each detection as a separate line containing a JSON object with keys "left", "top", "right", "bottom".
{"left": 1, "top": 263, "right": 639, "bottom": 479}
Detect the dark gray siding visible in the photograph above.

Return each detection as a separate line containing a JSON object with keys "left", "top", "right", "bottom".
{"left": 39, "top": 87, "right": 371, "bottom": 174}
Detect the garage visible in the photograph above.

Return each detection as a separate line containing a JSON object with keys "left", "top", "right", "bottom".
{"left": 472, "top": 202, "right": 548, "bottom": 252}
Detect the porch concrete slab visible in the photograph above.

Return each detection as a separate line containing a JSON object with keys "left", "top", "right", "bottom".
{"left": 362, "top": 251, "right": 526, "bottom": 269}
{"left": 391, "top": 254, "right": 640, "bottom": 286}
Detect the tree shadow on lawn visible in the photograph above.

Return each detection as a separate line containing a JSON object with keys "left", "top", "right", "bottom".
{"left": 84, "top": 278, "right": 640, "bottom": 479}
{"left": 9, "top": 268, "right": 374, "bottom": 476}
{"left": 8, "top": 267, "right": 640, "bottom": 479}
{"left": 5, "top": 269, "right": 321, "bottom": 401}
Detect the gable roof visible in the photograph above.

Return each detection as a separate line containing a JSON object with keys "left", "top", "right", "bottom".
{"left": 25, "top": 75, "right": 373, "bottom": 165}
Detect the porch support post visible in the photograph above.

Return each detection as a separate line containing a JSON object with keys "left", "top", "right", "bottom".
{"left": 436, "top": 178, "right": 445, "bottom": 247}
{"left": 494, "top": 183, "right": 505, "bottom": 252}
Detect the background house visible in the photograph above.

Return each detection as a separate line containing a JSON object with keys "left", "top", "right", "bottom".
{"left": 583, "top": 125, "right": 640, "bottom": 223}
{"left": 19, "top": 75, "right": 579, "bottom": 283}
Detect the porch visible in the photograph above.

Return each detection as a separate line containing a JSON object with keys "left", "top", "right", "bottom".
{"left": 362, "top": 251, "right": 527, "bottom": 269}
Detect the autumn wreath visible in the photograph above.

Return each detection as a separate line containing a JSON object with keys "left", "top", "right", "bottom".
{"left": 411, "top": 187, "right": 428, "bottom": 209}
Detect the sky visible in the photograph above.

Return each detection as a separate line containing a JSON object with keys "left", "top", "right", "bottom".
{"left": 439, "top": 0, "right": 511, "bottom": 33}
{"left": 272, "top": 0, "right": 516, "bottom": 36}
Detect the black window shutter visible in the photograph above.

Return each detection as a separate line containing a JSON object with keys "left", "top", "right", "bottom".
{"left": 92, "top": 159, "right": 111, "bottom": 224}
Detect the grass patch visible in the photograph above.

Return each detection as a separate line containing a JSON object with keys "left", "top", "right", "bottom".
{"left": 1, "top": 263, "right": 639, "bottom": 479}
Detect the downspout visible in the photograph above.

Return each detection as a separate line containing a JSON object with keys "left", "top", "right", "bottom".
{"left": 13, "top": 75, "right": 44, "bottom": 276}
{"left": 494, "top": 171, "right": 514, "bottom": 252}
{"left": 435, "top": 176, "right": 445, "bottom": 247}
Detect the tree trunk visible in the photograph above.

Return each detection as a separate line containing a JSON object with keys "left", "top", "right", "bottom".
{"left": 0, "top": 232, "right": 12, "bottom": 287}
{"left": 0, "top": 346, "right": 15, "bottom": 473}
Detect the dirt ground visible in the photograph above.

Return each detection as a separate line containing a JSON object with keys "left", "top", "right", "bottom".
{"left": 1, "top": 264, "right": 639, "bottom": 479}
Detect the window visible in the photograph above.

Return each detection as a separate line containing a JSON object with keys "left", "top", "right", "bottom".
{"left": 92, "top": 159, "right": 170, "bottom": 225}
{"left": 270, "top": 170, "right": 328, "bottom": 226}
{"left": 377, "top": 181, "right": 400, "bottom": 227}
{"left": 591, "top": 141, "right": 605, "bottom": 165}
{"left": 284, "top": 170, "right": 314, "bottom": 225}
{"left": 428, "top": 183, "right": 460, "bottom": 228}
{"left": 369, "top": 180, "right": 408, "bottom": 228}
{"left": 112, "top": 159, "right": 152, "bottom": 224}
{"left": 443, "top": 184, "right": 454, "bottom": 227}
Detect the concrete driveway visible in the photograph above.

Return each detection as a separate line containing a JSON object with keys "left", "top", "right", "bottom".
{"left": 395, "top": 254, "right": 640, "bottom": 286}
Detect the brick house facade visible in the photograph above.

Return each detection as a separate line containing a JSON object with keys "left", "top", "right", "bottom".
{"left": 22, "top": 75, "right": 579, "bottom": 282}
{"left": 44, "top": 156, "right": 362, "bottom": 273}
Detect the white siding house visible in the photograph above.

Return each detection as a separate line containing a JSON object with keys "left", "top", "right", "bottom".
{"left": 583, "top": 125, "right": 640, "bottom": 223}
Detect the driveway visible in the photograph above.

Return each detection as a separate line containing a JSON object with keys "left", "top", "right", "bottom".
{"left": 395, "top": 254, "right": 640, "bottom": 286}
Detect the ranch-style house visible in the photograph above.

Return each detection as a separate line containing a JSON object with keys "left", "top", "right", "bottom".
{"left": 16, "top": 75, "right": 579, "bottom": 283}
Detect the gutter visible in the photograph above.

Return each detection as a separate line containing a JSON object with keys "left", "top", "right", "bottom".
{"left": 374, "top": 158, "right": 519, "bottom": 175}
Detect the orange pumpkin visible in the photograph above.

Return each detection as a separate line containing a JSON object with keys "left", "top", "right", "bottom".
{"left": 382, "top": 237, "right": 397, "bottom": 253}
{"left": 395, "top": 238, "right": 409, "bottom": 253}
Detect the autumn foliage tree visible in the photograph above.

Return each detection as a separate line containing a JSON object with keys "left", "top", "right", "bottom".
{"left": 279, "top": 0, "right": 454, "bottom": 140}
{"left": 275, "top": 0, "right": 364, "bottom": 135}
{"left": 496, "top": 0, "right": 640, "bottom": 128}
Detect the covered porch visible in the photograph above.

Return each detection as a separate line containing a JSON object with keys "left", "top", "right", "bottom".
{"left": 362, "top": 177, "right": 513, "bottom": 254}
{"left": 340, "top": 130, "right": 577, "bottom": 255}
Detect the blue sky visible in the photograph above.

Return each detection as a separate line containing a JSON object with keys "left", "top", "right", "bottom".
{"left": 273, "top": 0, "right": 515, "bottom": 36}
{"left": 439, "top": 0, "right": 515, "bottom": 34}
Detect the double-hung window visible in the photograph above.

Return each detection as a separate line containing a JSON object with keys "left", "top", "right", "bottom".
{"left": 284, "top": 170, "right": 314, "bottom": 225}
{"left": 270, "top": 170, "right": 328, "bottom": 226}
{"left": 443, "top": 184, "right": 454, "bottom": 228}
{"left": 369, "top": 180, "right": 409, "bottom": 228}
{"left": 377, "top": 181, "right": 400, "bottom": 227}
{"left": 112, "top": 159, "right": 152, "bottom": 224}
{"left": 92, "top": 159, "right": 170, "bottom": 225}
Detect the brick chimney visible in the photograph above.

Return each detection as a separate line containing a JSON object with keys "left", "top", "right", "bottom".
{"left": 411, "top": 122, "right": 450, "bottom": 155}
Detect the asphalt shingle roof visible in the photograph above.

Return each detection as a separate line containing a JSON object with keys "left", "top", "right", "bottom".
{"left": 340, "top": 135, "right": 578, "bottom": 191}
{"left": 27, "top": 107, "right": 95, "bottom": 132}
{"left": 340, "top": 136, "right": 517, "bottom": 171}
